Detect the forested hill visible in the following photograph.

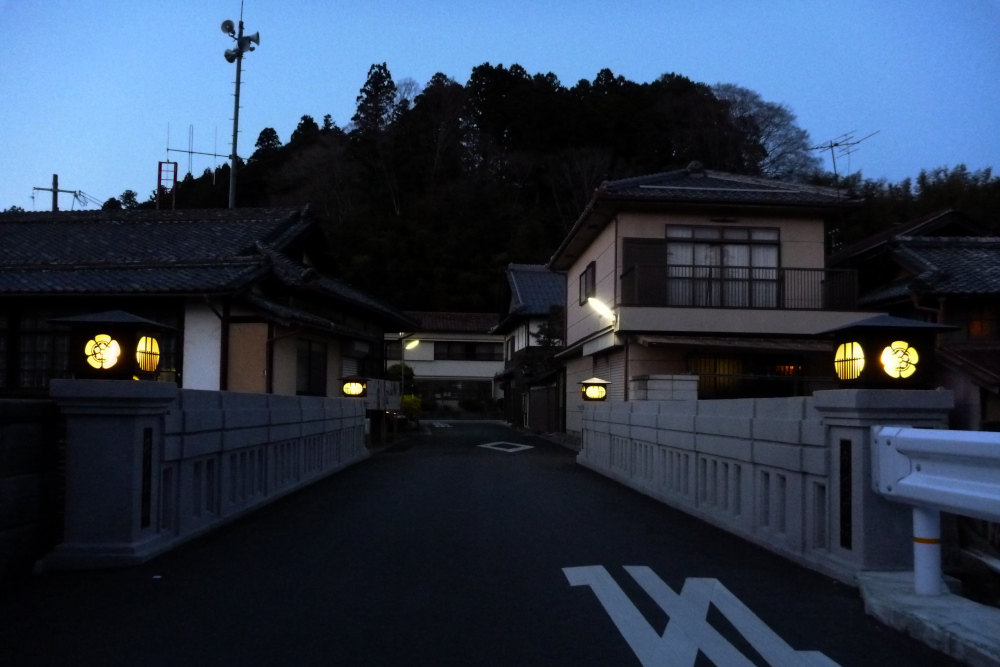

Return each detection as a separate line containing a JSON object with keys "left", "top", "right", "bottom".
{"left": 100, "top": 63, "right": 1000, "bottom": 313}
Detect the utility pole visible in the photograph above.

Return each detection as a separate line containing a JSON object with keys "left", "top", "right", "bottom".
{"left": 32, "top": 174, "right": 78, "bottom": 212}
{"left": 221, "top": 8, "right": 260, "bottom": 210}
{"left": 229, "top": 20, "right": 244, "bottom": 210}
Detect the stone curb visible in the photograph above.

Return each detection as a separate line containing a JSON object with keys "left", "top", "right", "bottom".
{"left": 858, "top": 571, "right": 1000, "bottom": 667}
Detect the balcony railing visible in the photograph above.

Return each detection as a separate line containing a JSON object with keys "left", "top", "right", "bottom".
{"left": 620, "top": 264, "right": 857, "bottom": 310}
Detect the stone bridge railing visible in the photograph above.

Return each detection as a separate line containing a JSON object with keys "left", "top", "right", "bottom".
{"left": 45, "top": 380, "right": 368, "bottom": 569}
{"left": 578, "top": 389, "right": 954, "bottom": 583}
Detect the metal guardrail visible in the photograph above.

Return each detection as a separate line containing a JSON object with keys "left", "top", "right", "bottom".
{"left": 620, "top": 264, "right": 857, "bottom": 310}
{"left": 872, "top": 426, "right": 1000, "bottom": 523}
{"left": 871, "top": 425, "right": 1000, "bottom": 595}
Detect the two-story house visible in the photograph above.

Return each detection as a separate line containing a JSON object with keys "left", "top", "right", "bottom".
{"left": 493, "top": 263, "right": 566, "bottom": 431}
{"left": 548, "top": 162, "right": 878, "bottom": 441}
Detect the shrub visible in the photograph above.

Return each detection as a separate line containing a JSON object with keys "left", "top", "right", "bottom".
{"left": 401, "top": 394, "right": 421, "bottom": 420}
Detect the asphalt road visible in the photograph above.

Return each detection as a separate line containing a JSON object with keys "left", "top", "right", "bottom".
{"left": 0, "top": 422, "right": 958, "bottom": 666}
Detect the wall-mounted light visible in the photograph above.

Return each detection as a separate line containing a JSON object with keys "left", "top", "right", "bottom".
{"left": 587, "top": 297, "right": 615, "bottom": 322}
{"left": 405, "top": 339, "right": 420, "bottom": 350}
{"left": 340, "top": 375, "right": 368, "bottom": 397}
{"left": 580, "top": 377, "right": 611, "bottom": 401}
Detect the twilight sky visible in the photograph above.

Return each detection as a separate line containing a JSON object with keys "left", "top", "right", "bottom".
{"left": 2, "top": 0, "right": 998, "bottom": 211}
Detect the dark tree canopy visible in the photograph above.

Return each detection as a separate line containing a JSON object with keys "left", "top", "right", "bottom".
{"left": 254, "top": 127, "right": 282, "bottom": 154}
{"left": 289, "top": 115, "right": 319, "bottom": 144}
{"left": 139, "top": 61, "right": 995, "bottom": 313}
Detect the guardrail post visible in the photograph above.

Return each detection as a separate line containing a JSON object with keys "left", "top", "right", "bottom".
{"left": 912, "top": 506, "right": 943, "bottom": 595}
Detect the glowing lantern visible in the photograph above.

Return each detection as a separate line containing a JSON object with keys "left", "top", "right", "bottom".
{"left": 821, "top": 315, "right": 953, "bottom": 388}
{"left": 136, "top": 336, "right": 161, "bottom": 372}
{"left": 881, "top": 341, "right": 919, "bottom": 379}
{"left": 85, "top": 334, "right": 121, "bottom": 369}
{"left": 51, "top": 310, "right": 175, "bottom": 381}
{"left": 340, "top": 375, "right": 368, "bottom": 398}
{"left": 834, "top": 341, "right": 865, "bottom": 380}
{"left": 580, "top": 377, "right": 611, "bottom": 401}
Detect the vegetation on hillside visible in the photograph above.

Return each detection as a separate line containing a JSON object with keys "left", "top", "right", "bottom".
{"left": 79, "top": 63, "right": 997, "bottom": 311}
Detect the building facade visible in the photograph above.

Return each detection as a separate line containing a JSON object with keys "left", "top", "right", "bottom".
{"left": 386, "top": 312, "right": 504, "bottom": 417}
{"left": 0, "top": 207, "right": 414, "bottom": 398}
{"left": 493, "top": 264, "right": 566, "bottom": 431}
{"left": 547, "top": 163, "right": 879, "bottom": 441}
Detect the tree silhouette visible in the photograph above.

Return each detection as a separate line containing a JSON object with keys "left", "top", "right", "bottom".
{"left": 290, "top": 115, "right": 319, "bottom": 144}
{"left": 254, "top": 127, "right": 282, "bottom": 154}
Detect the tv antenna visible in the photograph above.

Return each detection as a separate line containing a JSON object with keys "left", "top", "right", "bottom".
{"left": 166, "top": 123, "right": 244, "bottom": 176}
{"left": 810, "top": 130, "right": 879, "bottom": 197}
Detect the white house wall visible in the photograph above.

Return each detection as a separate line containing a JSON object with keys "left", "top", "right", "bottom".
{"left": 566, "top": 222, "right": 618, "bottom": 347}
{"left": 182, "top": 302, "right": 222, "bottom": 390}
{"left": 396, "top": 332, "right": 505, "bottom": 399}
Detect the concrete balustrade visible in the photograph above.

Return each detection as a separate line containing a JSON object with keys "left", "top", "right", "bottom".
{"left": 578, "top": 389, "right": 954, "bottom": 583}
{"left": 46, "top": 380, "right": 368, "bottom": 569}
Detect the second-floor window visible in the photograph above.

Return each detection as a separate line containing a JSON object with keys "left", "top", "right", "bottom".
{"left": 621, "top": 226, "right": 781, "bottom": 308}
{"left": 579, "top": 261, "right": 596, "bottom": 305}
{"left": 434, "top": 342, "right": 503, "bottom": 361}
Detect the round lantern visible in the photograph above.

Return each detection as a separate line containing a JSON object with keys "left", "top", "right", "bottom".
{"left": 580, "top": 377, "right": 611, "bottom": 401}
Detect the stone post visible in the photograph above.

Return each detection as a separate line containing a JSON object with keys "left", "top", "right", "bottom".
{"left": 812, "top": 389, "right": 953, "bottom": 572}
{"left": 46, "top": 380, "right": 178, "bottom": 569}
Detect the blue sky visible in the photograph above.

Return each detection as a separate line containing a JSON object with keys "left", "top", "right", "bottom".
{"left": 2, "top": 0, "right": 998, "bottom": 210}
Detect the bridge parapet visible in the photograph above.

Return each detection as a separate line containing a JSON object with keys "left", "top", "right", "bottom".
{"left": 46, "top": 380, "right": 367, "bottom": 569}
{"left": 579, "top": 389, "right": 954, "bottom": 584}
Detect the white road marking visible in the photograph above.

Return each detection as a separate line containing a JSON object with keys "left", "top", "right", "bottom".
{"left": 479, "top": 442, "right": 533, "bottom": 453}
{"left": 563, "top": 565, "right": 839, "bottom": 667}
{"left": 431, "top": 422, "right": 452, "bottom": 428}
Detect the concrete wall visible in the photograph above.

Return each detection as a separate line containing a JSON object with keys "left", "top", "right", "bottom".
{"left": 577, "top": 389, "right": 954, "bottom": 583}
{"left": 0, "top": 400, "right": 59, "bottom": 579}
{"left": 46, "top": 380, "right": 368, "bottom": 569}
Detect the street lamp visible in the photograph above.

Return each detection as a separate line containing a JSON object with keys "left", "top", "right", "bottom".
{"left": 400, "top": 338, "right": 419, "bottom": 398}
{"left": 221, "top": 17, "right": 260, "bottom": 209}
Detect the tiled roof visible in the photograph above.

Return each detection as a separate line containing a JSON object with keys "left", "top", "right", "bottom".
{"left": 0, "top": 207, "right": 415, "bottom": 328}
{"left": 550, "top": 163, "right": 857, "bottom": 270}
{"left": 857, "top": 236, "right": 1000, "bottom": 305}
{"left": 259, "top": 243, "right": 417, "bottom": 327}
{"left": 0, "top": 263, "right": 263, "bottom": 294}
{"left": 601, "top": 166, "right": 850, "bottom": 206}
{"left": 507, "top": 264, "right": 565, "bottom": 315}
{"left": 827, "top": 209, "right": 988, "bottom": 267}
{"left": 892, "top": 236, "right": 1000, "bottom": 295}
{"left": 0, "top": 208, "right": 308, "bottom": 265}
{"left": 242, "top": 293, "right": 377, "bottom": 340}
{"left": 0, "top": 208, "right": 304, "bottom": 295}
{"left": 406, "top": 311, "right": 499, "bottom": 333}
{"left": 493, "top": 264, "right": 566, "bottom": 334}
